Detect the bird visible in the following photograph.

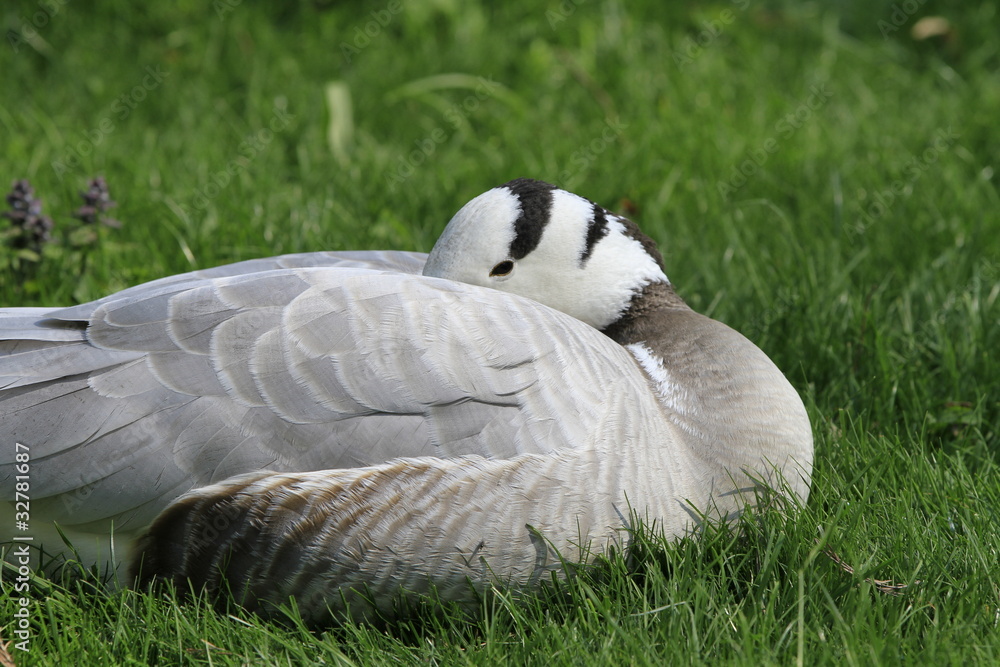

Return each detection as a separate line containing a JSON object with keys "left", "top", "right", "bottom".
{"left": 0, "top": 178, "right": 813, "bottom": 623}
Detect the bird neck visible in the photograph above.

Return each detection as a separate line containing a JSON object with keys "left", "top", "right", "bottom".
{"left": 604, "top": 280, "right": 814, "bottom": 507}
{"left": 600, "top": 280, "right": 690, "bottom": 346}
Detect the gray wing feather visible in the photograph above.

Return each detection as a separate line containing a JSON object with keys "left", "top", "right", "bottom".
{"left": 0, "top": 308, "right": 85, "bottom": 341}
{"left": 49, "top": 250, "right": 427, "bottom": 317}
{"left": 0, "top": 254, "right": 646, "bottom": 540}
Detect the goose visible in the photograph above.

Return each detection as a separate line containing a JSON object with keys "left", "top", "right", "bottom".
{"left": 0, "top": 178, "right": 813, "bottom": 622}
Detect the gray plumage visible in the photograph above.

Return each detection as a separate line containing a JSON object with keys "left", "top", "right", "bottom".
{"left": 0, "top": 179, "right": 813, "bottom": 623}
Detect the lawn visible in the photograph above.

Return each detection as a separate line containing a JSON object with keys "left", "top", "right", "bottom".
{"left": 1, "top": 0, "right": 998, "bottom": 664}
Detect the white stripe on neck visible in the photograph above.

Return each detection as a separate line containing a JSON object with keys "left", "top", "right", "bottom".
{"left": 626, "top": 342, "right": 703, "bottom": 437}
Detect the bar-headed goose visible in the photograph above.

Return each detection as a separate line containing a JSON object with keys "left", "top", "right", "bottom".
{"left": 0, "top": 178, "right": 812, "bottom": 622}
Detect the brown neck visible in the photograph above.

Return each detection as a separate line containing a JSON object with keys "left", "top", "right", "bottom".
{"left": 601, "top": 280, "right": 689, "bottom": 346}
{"left": 602, "top": 279, "right": 813, "bottom": 506}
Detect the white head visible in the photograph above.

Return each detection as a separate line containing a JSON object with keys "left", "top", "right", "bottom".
{"left": 423, "top": 178, "right": 669, "bottom": 330}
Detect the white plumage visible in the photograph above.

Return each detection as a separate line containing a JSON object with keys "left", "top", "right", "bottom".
{"left": 0, "top": 178, "right": 812, "bottom": 623}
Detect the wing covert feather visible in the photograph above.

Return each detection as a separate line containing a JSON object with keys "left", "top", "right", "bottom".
{"left": 1, "top": 263, "right": 655, "bottom": 535}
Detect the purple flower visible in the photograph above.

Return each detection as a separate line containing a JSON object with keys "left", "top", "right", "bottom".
{"left": 2, "top": 179, "right": 55, "bottom": 251}
{"left": 73, "top": 176, "right": 121, "bottom": 228}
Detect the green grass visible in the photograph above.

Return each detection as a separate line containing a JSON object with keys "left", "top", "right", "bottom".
{"left": 1, "top": 0, "right": 998, "bottom": 664}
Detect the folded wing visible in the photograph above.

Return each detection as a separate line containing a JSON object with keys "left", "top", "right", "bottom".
{"left": 0, "top": 253, "right": 649, "bottom": 537}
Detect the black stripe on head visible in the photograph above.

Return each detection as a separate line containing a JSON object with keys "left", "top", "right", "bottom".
{"left": 580, "top": 203, "right": 609, "bottom": 266}
{"left": 502, "top": 178, "right": 557, "bottom": 260}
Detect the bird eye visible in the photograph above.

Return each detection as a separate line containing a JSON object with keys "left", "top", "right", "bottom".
{"left": 489, "top": 260, "right": 514, "bottom": 277}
